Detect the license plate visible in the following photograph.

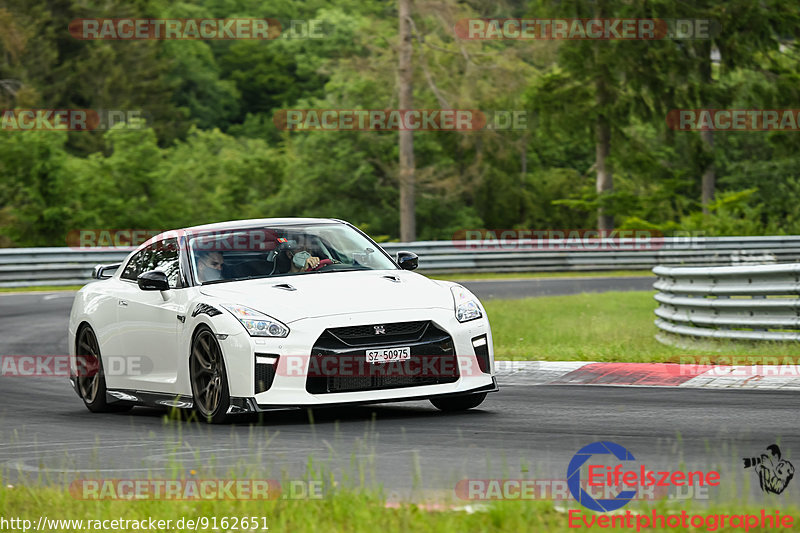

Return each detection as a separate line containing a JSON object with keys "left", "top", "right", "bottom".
{"left": 366, "top": 347, "right": 411, "bottom": 363}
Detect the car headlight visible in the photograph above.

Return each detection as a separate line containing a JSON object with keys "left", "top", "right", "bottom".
{"left": 451, "top": 285, "right": 482, "bottom": 323}
{"left": 220, "top": 304, "right": 289, "bottom": 337}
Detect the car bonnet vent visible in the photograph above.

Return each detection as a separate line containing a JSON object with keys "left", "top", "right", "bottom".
{"left": 382, "top": 275, "right": 401, "bottom": 283}
{"left": 273, "top": 283, "right": 296, "bottom": 291}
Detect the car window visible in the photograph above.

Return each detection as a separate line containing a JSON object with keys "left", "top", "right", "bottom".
{"left": 120, "top": 238, "right": 182, "bottom": 288}
{"left": 188, "top": 224, "right": 397, "bottom": 284}
{"left": 120, "top": 248, "right": 151, "bottom": 281}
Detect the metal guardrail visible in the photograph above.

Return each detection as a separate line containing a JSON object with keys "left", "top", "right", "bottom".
{"left": 2, "top": 235, "right": 800, "bottom": 288}
{"left": 0, "top": 248, "right": 136, "bottom": 288}
{"left": 653, "top": 263, "right": 800, "bottom": 342}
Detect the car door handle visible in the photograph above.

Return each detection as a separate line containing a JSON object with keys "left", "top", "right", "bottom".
{"left": 118, "top": 300, "right": 128, "bottom": 307}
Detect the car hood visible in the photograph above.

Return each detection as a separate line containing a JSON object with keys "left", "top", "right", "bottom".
{"left": 198, "top": 270, "right": 454, "bottom": 323}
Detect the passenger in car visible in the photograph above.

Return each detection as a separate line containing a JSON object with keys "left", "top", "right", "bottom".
{"left": 196, "top": 251, "right": 226, "bottom": 282}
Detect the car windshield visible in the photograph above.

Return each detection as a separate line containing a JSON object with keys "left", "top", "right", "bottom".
{"left": 188, "top": 223, "right": 398, "bottom": 284}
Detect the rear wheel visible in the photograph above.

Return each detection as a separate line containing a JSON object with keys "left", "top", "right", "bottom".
{"left": 190, "top": 327, "right": 231, "bottom": 424}
{"left": 430, "top": 393, "right": 487, "bottom": 412}
{"left": 75, "top": 326, "right": 132, "bottom": 413}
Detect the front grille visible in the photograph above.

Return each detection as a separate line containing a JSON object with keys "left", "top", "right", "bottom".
{"left": 327, "top": 321, "right": 429, "bottom": 346}
{"left": 307, "top": 322, "right": 459, "bottom": 394}
{"left": 326, "top": 373, "right": 444, "bottom": 393}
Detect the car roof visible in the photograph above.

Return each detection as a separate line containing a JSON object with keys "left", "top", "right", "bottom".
{"left": 128, "top": 218, "right": 346, "bottom": 253}
{"left": 181, "top": 217, "right": 342, "bottom": 233}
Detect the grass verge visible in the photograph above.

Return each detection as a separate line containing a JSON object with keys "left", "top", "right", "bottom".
{"left": 1, "top": 484, "right": 797, "bottom": 532}
{"left": 0, "top": 285, "right": 82, "bottom": 293}
{"left": 485, "top": 290, "right": 800, "bottom": 362}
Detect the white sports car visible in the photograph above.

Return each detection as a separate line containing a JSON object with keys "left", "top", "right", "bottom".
{"left": 68, "top": 218, "right": 497, "bottom": 423}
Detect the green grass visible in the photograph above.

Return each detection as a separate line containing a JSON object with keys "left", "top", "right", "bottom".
{"left": 1, "top": 484, "right": 797, "bottom": 532}
{"left": 485, "top": 290, "right": 800, "bottom": 362}
{"left": 431, "top": 270, "right": 654, "bottom": 281}
{"left": 0, "top": 285, "right": 82, "bottom": 293}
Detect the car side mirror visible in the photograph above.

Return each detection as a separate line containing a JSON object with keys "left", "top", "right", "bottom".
{"left": 396, "top": 251, "right": 418, "bottom": 271}
{"left": 92, "top": 263, "right": 121, "bottom": 280}
{"left": 137, "top": 270, "right": 170, "bottom": 291}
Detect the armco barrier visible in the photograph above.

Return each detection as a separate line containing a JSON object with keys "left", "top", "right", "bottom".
{"left": 2, "top": 235, "right": 800, "bottom": 288}
{"left": 653, "top": 263, "right": 800, "bottom": 342}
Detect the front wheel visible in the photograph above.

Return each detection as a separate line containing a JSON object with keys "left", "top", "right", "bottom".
{"left": 75, "top": 326, "right": 132, "bottom": 413}
{"left": 190, "top": 327, "right": 231, "bottom": 424}
{"left": 430, "top": 392, "right": 487, "bottom": 412}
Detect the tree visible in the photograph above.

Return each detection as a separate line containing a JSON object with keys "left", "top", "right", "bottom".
{"left": 397, "top": 0, "right": 416, "bottom": 241}
{"left": 526, "top": 0, "right": 646, "bottom": 230}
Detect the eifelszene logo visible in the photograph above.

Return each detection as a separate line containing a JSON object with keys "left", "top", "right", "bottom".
{"left": 743, "top": 444, "right": 795, "bottom": 495}
{"left": 568, "top": 441, "right": 638, "bottom": 512}
{"left": 567, "top": 441, "right": 721, "bottom": 512}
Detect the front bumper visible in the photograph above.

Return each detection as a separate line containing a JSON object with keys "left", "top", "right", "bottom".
{"left": 220, "top": 308, "right": 497, "bottom": 407}
{"left": 97, "top": 377, "right": 498, "bottom": 416}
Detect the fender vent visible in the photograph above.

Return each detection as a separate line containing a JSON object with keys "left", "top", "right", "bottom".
{"left": 192, "top": 303, "right": 222, "bottom": 317}
{"left": 273, "top": 283, "right": 296, "bottom": 291}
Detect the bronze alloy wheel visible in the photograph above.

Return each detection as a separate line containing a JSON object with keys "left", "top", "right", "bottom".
{"left": 190, "top": 327, "right": 231, "bottom": 423}
{"left": 76, "top": 327, "right": 101, "bottom": 404}
{"left": 75, "top": 326, "right": 132, "bottom": 413}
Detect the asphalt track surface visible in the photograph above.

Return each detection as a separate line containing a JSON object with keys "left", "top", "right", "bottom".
{"left": 1, "top": 278, "right": 798, "bottom": 505}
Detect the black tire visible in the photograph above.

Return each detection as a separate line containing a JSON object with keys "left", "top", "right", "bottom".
{"left": 430, "top": 392, "right": 487, "bottom": 412}
{"left": 190, "top": 326, "right": 231, "bottom": 424}
{"left": 75, "top": 326, "right": 133, "bottom": 413}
